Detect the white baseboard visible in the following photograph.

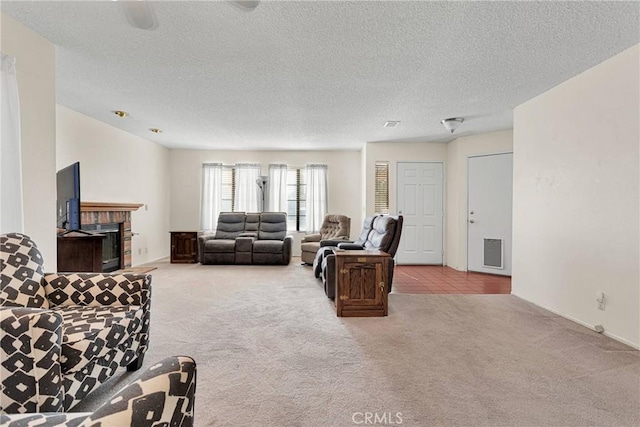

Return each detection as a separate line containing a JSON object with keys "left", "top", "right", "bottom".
{"left": 512, "top": 293, "right": 639, "bottom": 350}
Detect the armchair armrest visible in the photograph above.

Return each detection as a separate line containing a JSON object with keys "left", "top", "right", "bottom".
{"left": 301, "top": 233, "right": 321, "bottom": 243}
{"left": 320, "top": 239, "right": 354, "bottom": 248}
{"left": 43, "top": 273, "right": 153, "bottom": 356}
{"left": 0, "top": 356, "right": 196, "bottom": 427}
{"left": 0, "top": 307, "right": 64, "bottom": 413}
{"left": 336, "top": 242, "right": 364, "bottom": 250}
{"left": 83, "top": 356, "right": 196, "bottom": 427}
{"left": 43, "top": 273, "right": 151, "bottom": 308}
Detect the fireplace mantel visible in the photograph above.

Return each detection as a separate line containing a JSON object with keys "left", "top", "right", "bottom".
{"left": 81, "top": 202, "right": 143, "bottom": 212}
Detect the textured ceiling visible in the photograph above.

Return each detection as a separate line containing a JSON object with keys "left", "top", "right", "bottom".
{"left": 2, "top": 1, "right": 639, "bottom": 151}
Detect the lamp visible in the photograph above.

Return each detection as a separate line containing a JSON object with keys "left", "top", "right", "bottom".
{"left": 440, "top": 117, "right": 464, "bottom": 133}
{"left": 256, "top": 176, "right": 268, "bottom": 212}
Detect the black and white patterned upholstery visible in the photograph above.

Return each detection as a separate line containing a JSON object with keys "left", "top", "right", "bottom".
{"left": 1, "top": 233, "right": 152, "bottom": 413}
{"left": 0, "top": 355, "right": 197, "bottom": 427}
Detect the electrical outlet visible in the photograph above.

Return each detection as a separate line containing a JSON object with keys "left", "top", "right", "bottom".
{"left": 137, "top": 248, "right": 142, "bottom": 255}
{"left": 145, "top": 247, "right": 148, "bottom": 254}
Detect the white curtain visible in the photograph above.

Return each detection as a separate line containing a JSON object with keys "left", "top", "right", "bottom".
{"left": 0, "top": 54, "right": 23, "bottom": 233}
{"left": 267, "top": 164, "right": 288, "bottom": 212}
{"left": 201, "top": 163, "right": 222, "bottom": 231}
{"left": 234, "top": 163, "right": 261, "bottom": 212}
{"left": 306, "top": 164, "right": 328, "bottom": 233}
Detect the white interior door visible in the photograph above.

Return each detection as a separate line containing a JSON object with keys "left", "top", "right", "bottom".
{"left": 467, "top": 153, "right": 513, "bottom": 275}
{"left": 396, "top": 162, "right": 443, "bottom": 264}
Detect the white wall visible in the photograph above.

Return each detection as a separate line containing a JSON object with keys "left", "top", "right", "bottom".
{"left": 1, "top": 14, "right": 57, "bottom": 269}
{"left": 364, "top": 141, "right": 448, "bottom": 218}
{"left": 513, "top": 44, "right": 639, "bottom": 347}
{"left": 446, "top": 130, "right": 513, "bottom": 270}
{"left": 169, "top": 149, "right": 362, "bottom": 256}
{"left": 57, "top": 106, "right": 171, "bottom": 265}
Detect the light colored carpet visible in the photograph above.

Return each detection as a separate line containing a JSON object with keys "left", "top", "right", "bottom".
{"left": 112, "top": 266, "right": 157, "bottom": 274}
{"left": 74, "top": 258, "right": 640, "bottom": 426}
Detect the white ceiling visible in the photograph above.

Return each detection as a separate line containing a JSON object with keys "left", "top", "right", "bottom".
{"left": 2, "top": 1, "right": 639, "bottom": 151}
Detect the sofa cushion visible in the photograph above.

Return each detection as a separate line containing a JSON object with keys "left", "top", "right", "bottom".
{"left": 1, "top": 233, "right": 48, "bottom": 309}
{"left": 253, "top": 240, "right": 284, "bottom": 254}
{"left": 245, "top": 213, "right": 260, "bottom": 233}
{"left": 215, "top": 213, "right": 246, "bottom": 239}
{"left": 59, "top": 305, "right": 142, "bottom": 373}
{"left": 204, "top": 239, "right": 236, "bottom": 253}
{"left": 258, "top": 213, "right": 287, "bottom": 240}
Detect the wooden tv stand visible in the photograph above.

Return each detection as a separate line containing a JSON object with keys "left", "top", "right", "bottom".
{"left": 57, "top": 231, "right": 105, "bottom": 272}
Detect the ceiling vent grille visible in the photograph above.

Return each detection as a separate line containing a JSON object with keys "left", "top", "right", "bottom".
{"left": 384, "top": 121, "right": 400, "bottom": 128}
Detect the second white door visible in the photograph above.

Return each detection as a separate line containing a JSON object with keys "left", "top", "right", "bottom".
{"left": 467, "top": 153, "right": 513, "bottom": 275}
{"left": 396, "top": 162, "right": 444, "bottom": 264}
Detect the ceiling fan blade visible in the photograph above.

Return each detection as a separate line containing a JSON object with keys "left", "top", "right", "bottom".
{"left": 229, "top": 1, "right": 260, "bottom": 12}
{"left": 121, "top": 1, "right": 158, "bottom": 30}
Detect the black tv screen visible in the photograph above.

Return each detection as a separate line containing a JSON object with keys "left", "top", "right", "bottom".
{"left": 56, "top": 162, "right": 81, "bottom": 230}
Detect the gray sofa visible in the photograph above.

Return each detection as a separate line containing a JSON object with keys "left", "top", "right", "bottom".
{"left": 199, "top": 212, "right": 293, "bottom": 265}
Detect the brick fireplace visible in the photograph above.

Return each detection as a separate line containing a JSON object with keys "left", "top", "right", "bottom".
{"left": 80, "top": 202, "right": 142, "bottom": 269}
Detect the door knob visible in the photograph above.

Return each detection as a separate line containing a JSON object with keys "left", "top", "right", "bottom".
{"left": 469, "top": 219, "right": 475, "bottom": 224}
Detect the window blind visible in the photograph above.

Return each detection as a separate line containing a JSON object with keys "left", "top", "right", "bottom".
{"left": 374, "top": 162, "right": 389, "bottom": 214}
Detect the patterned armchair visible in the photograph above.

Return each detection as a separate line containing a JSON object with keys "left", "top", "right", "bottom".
{"left": 0, "top": 355, "right": 196, "bottom": 426}
{"left": 1, "top": 233, "right": 151, "bottom": 413}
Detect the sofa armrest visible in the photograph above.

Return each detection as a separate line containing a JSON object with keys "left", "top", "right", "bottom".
{"left": 0, "top": 307, "right": 64, "bottom": 413}
{"left": 301, "top": 233, "right": 321, "bottom": 243}
{"left": 239, "top": 232, "right": 257, "bottom": 238}
{"left": 83, "top": 356, "right": 196, "bottom": 427}
{"left": 282, "top": 235, "right": 293, "bottom": 264}
{"left": 198, "top": 233, "right": 216, "bottom": 263}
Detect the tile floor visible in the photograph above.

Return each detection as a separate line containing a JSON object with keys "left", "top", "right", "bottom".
{"left": 392, "top": 265, "right": 511, "bottom": 294}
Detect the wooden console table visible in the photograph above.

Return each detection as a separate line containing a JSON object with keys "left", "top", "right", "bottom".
{"left": 335, "top": 250, "right": 390, "bottom": 317}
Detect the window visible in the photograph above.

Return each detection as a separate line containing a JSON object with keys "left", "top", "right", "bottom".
{"left": 374, "top": 162, "right": 389, "bottom": 214}
{"left": 221, "top": 166, "right": 235, "bottom": 212}
{"left": 286, "top": 168, "right": 306, "bottom": 231}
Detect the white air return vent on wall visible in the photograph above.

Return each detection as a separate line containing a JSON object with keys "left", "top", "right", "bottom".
{"left": 482, "top": 238, "right": 504, "bottom": 269}
{"left": 384, "top": 121, "right": 400, "bottom": 128}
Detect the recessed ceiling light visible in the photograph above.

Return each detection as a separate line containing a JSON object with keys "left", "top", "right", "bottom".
{"left": 149, "top": 128, "right": 162, "bottom": 134}
{"left": 112, "top": 110, "right": 128, "bottom": 118}
{"left": 384, "top": 121, "right": 400, "bottom": 128}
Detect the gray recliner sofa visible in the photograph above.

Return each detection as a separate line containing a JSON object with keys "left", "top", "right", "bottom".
{"left": 198, "top": 212, "right": 293, "bottom": 265}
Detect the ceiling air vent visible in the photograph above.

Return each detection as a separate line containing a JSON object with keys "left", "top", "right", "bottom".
{"left": 384, "top": 121, "right": 400, "bottom": 128}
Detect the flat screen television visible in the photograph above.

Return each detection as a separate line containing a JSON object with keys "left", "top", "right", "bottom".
{"left": 56, "top": 162, "right": 81, "bottom": 231}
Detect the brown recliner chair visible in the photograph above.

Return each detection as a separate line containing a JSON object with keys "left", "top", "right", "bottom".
{"left": 300, "top": 214, "right": 351, "bottom": 265}
{"left": 319, "top": 215, "right": 403, "bottom": 300}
